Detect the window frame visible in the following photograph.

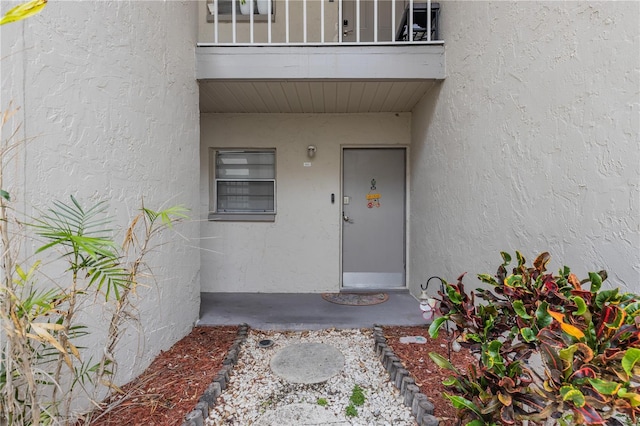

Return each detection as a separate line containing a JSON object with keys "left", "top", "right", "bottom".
{"left": 208, "top": 148, "right": 277, "bottom": 222}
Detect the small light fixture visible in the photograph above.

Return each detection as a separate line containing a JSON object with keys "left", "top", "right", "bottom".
{"left": 419, "top": 287, "right": 437, "bottom": 323}
{"left": 307, "top": 145, "right": 317, "bottom": 158}
{"left": 419, "top": 276, "right": 445, "bottom": 324}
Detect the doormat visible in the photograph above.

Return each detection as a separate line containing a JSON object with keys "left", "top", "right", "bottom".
{"left": 321, "top": 292, "right": 389, "bottom": 306}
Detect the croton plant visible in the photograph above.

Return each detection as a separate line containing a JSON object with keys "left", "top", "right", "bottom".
{"left": 428, "top": 252, "right": 640, "bottom": 426}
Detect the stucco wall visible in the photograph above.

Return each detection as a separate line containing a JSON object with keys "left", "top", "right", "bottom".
{"left": 1, "top": 0, "right": 200, "bottom": 399}
{"left": 410, "top": 1, "right": 640, "bottom": 295}
{"left": 200, "top": 113, "right": 410, "bottom": 292}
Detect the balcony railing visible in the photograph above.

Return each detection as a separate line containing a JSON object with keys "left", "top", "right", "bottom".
{"left": 201, "top": 0, "right": 441, "bottom": 45}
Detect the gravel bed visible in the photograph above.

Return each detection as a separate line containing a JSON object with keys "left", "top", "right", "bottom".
{"left": 207, "top": 328, "right": 416, "bottom": 425}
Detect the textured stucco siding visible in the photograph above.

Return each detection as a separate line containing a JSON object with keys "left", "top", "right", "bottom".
{"left": 410, "top": 1, "right": 640, "bottom": 295}
{"left": 1, "top": 0, "right": 200, "bottom": 394}
{"left": 200, "top": 113, "right": 410, "bottom": 293}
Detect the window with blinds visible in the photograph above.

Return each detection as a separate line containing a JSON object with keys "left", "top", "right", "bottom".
{"left": 210, "top": 149, "right": 276, "bottom": 220}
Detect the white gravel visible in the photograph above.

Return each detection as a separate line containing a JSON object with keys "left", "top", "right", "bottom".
{"left": 207, "top": 328, "right": 417, "bottom": 425}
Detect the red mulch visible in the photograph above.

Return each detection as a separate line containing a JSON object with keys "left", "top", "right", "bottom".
{"left": 85, "top": 326, "right": 238, "bottom": 426}
{"left": 82, "top": 325, "right": 473, "bottom": 425}
{"left": 384, "top": 326, "right": 476, "bottom": 426}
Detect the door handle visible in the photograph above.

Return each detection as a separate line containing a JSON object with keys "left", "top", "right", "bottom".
{"left": 343, "top": 213, "right": 353, "bottom": 223}
{"left": 343, "top": 29, "right": 354, "bottom": 36}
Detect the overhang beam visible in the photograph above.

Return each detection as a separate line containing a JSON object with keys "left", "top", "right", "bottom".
{"left": 196, "top": 44, "right": 445, "bottom": 81}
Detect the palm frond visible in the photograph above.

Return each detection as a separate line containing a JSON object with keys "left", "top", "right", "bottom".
{"left": 85, "top": 256, "right": 130, "bottom": 300}
{"left": 30, "top": 196, "right": 119, "bottom": 262}
{"left": 143, "top": 205, "right": 189, "bottom": 229}
{"left": 33, "top": 195, "right": 110, "bottom": 234}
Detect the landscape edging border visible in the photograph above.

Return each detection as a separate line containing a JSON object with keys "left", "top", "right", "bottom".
{"left": 181, "top": 324, "right": 439, "bottom": 425}
{"left": 373, "top": 325, "right": 440, "bottom": 426}
{"left": 181, "top": 323, "right": 250, "bottom": 426}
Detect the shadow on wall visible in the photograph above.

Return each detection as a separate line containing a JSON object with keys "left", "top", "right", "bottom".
{"left": 408, "top": 80, "right": 443, "bottom": 299}
{"left": 411, "top": 81, "right": 443, "bottom": 161}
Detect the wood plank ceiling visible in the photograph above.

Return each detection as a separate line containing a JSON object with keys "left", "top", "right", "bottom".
{"left": 199, "top": 80, "right": 438, "bottom": 113}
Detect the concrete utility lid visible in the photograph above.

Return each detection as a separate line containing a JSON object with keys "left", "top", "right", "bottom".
{"left": 270, "top": 342, "right": 345, "bottom": 384}
{"left": 255, "top": 403, "right": 350, "bottom": 425}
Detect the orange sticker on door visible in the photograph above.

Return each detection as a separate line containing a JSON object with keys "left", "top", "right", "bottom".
{"left": 367, "top": 179, "right": 381, "bottom": 208}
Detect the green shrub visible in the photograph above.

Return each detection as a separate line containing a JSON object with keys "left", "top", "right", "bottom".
{"left": 317, "top": 397, "right": 328, "bottom": 407}
{"left": 429, "top": 251, "right": 640, "bottom": 426}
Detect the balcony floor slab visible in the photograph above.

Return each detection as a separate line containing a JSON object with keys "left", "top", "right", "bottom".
{"left": 196, "top": 44, "right": 445, "bottom": 81}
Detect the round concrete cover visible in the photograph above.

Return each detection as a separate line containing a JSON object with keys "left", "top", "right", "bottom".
{"left": 255, "top": 403, "right": 349, "bottom": 425}
{"left": 270, "top": 343, "right": 345, "bottom": 384}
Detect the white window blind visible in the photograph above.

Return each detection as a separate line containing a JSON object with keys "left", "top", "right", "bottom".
{"left": 213, "top": 150, "right": 276, "bottom": 216}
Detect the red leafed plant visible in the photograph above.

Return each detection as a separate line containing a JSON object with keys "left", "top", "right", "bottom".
{"left": 429, "top": 252, "right": 640, "bottom": 426}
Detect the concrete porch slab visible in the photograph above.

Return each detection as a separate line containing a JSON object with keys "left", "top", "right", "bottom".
{"left": 198, "top": 292, "right": 426, "bottom": 330}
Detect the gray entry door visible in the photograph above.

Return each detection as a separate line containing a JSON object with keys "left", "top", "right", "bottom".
{"left": 342, "top": 148, "right": 406, "bottom": 289}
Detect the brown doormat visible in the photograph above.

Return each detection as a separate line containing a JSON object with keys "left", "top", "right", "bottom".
{"left": 321, "top": 292, "right": 389, "bottom": 306}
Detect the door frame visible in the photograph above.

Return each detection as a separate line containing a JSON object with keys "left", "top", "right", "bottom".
{"left": 339, "top": 145, "right": 411, "bottom": 290}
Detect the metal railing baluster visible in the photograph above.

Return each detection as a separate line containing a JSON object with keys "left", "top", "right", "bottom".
{"left": 409, "top": 0, "right": 413, "bottom": 42}
{"left": 373, "top": 0, "right": 378, "bottom": 43}
{"left": 232, "top": 0, "right": 237, "bottom": 43}
{"left": 250, "top": 0, "right": 254, "bottom": 43}
{"left": 338, "top": 0, "right": 343, "bottom": 43}
{"left": 391, "top": 0, "right": 395, "bottom": 42}
{"left": 303, "top": 0, "right": 308, "bottom": 43}
{"left": 356, "top": 0, "right": 360, "bottom": 42}
{"left": 321, "top": 0, "right": 325, "bottom": 43}
{"left": 213, "top": 0, "right": 219, "bottom": 44}
{"left": 427, "top": 0, "right": 431, "bottom": 41}
{"left": 286, "top": 0, "right": 290, "bottom": 43}
{"left": 268, "top": 0, "right": 272, "bottom": 43}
